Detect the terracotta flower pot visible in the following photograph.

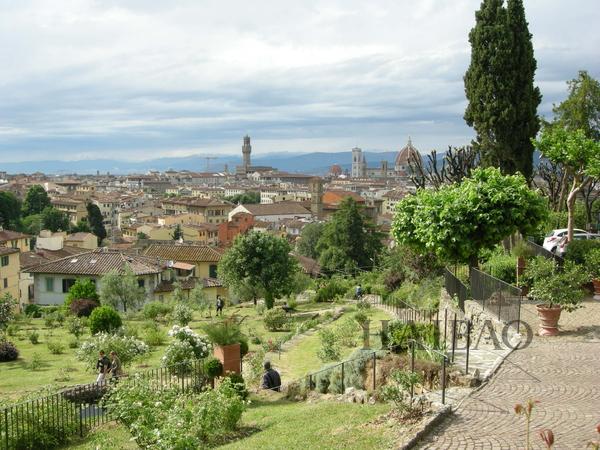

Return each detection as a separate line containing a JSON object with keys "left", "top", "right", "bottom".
{"left": 536, "top": 305, "right": 562, "bottom": 336}
{"left": 593, "top": 279, "right": 600, "bottom": 300}
{"left": 213, "top": 343, "right": 241, "bottom": 375}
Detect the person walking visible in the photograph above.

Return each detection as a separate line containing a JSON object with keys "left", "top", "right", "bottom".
{"left": 96, "top": 350, "right": 110, "bottom": 384}
{"left": 355, "top": 284, "right": 363, "bottom": 300}
{"left": 109, "top": 351, "right": 122, "bottom": 380}
{"left": 261, "top": 361, "right": 282, "bottom": 392}
{"left": 216, "top": 295, "right": 224, "bottom": 316}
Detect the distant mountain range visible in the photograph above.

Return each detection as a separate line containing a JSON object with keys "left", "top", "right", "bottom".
{"left": 0, "top": 151, "right": 400, "bottom": 175}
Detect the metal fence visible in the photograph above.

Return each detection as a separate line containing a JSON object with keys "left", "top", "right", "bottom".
{"left": 470, "top": 268, "right": 522, "bottom": 329}
{"left": 444, "top": 268, "right": 469, "bottom": 311}
{"left": 372, "top": 296, "right": 439, "bottom": 325}
{"left": 525, "top": 239, "right": 564, "bottom": 266}
{"left": 304, "top": 341, "right": 449, "bottom": 404}
{"left": 0, "top": 359, "right": 207, "bottom": 450}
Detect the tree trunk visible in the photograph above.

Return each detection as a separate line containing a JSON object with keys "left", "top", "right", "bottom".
{"left": 264, "top": 292, "right": 274, "bottom": 309}
{"left": 566, "top": 176, "right": 583, "bottom": 242}
{"left": 557, "top": 171, "right": 569, "bottom": 212}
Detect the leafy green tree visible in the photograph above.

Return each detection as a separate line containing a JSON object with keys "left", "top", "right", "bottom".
{"left": 296, "top": 222, "right": 325, "bottom": 259}
{"left": 392, "top": 167, "right": 547, "bottom": 268}
{"left": 189, "top": 283, "right": 211, "bottom": 316}
{"left": 552, "top": 70, "right": 600, "bottom": 140}
{"left": 86, "top": 203, "right": 107, "bottom": 245}
{"left": 41, "top": 207, "right": 70, "bottom": 232}
{"left": 171, "top": 224, "right": 183, "bottom": 240}
{"left": 99, "top": 267, "right": 146, "bottom": 312}
{"left": 22, "top": 185, "right": 51, "bottom": 216}
{"left": 534, "top": 127, "right": 600, "bottom": 242}
{"left": 65, "top": 278, "right": 99, "bottom": 307}
{"left": 464, "top": 0, "right": 540, "bottom": 179}
{"left": 0, "top": 192, "right": 22, "bottom": 230}
{"left": 225, "top": 191, "right": 261, "bottom": 204}
{"left": 316, "top": 197, "right": 383, "bottom": 276}
{"left": 70, "top": 219, "right": 91, "bottom": 233}
{"left": 0, "top": 293, "right": 16, "bottom": 333}
{"left": 137, "top": 231, "right": 149, "bottom": 240}
{"left": 21, "top": 214, "right": 44, "bottom": 236}
{"left": 218, "top": 231, "right": 298, "bottom": 309}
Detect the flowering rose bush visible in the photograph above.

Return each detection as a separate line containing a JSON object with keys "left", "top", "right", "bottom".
{"left": 104, "top": 375, "right": 246, "bottom": 449}
{"left": 167, "top": 325, "right": 211, "bottom": 359}
{"left": 76, "top": 332, "right": 149, "bottom": 369}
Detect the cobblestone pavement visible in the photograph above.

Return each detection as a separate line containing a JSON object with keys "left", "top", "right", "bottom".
{"left": 418, "top": 298, "right": 600, "bottom": 449}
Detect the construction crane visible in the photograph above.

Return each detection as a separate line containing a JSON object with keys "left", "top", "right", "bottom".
{"left": 203, "top": 156, "right": 218, "bottom": 171}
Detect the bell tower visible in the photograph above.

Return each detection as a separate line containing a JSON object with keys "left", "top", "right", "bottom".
{"left": 242, "top": 135, "right": 252, "bottom": 171}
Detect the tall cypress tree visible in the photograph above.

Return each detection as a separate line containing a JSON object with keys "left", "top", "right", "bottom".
{"left": 506, "top": 0, "right": 541, "bottom": 180}
{"left": 464, "top": 0, "right": 540, "bottom": 179}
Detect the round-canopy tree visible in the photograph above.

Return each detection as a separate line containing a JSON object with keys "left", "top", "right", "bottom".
{"left": 218, "top": 231, "right": 298, "bottom": 309}
{"left": 22, "top": 185, "right": 51, "bottom": 217}
{"left": 392, "top": 167, "right": 547, "bottom": 268}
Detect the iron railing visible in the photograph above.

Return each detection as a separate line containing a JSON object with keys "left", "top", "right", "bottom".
{"left": 0, "top": 359, "right": 207, "bottom": 450}
{"left": 525, "top": 239, "right": 564, "bottom": 266}
{"left": 470, "top": 268, "right": 522, "bottom": 330}
{"left": 444, "top": 268, "right": 469, "bottom": 311}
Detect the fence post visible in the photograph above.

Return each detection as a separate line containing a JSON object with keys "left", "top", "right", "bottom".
{"left": 465, "top": 319, "right": 471, "bottom": 374}
{"left": 341, "top": 362, "right": 345, "bottom": 393}
{"left": 443, "top": 309, "right": 448, "bottom": 344}
{"left": 372, "top": 352, "right": 376, "bottom": 392}
{"left": 309, "top": 374, "right": 313, "bottom": 391}
{"left": 517, "top": 294, "right": 522, "bottom": 334}
{"left": 441, "top": 356, "right": 447, "bottom": 405}
{"left": 410, "top": 341, "right": 416, "bottom": 400}
{"left": 451, "top": 313, "right": 457, "bottom": 363}
{"left": 78, "top": 392, "right": 84, "bottom": 438}
{"left": 4, "top": 408, "right": 8, "bottom": 450}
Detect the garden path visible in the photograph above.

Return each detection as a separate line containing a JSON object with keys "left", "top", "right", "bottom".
{"left": 417, "top": 297, "right": 600, "bottom": 449}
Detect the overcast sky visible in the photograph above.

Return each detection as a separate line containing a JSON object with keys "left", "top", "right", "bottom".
{"left": 0, "top": 0, "right": 598, "bottom": 163}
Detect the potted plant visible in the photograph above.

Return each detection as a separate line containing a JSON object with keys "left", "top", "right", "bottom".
{"left": 527, "top": 259, "right": 589, "bottom": 336}
{"left": 512, "top": 240, "right": 534, "bottom": 294}
{"left": 203, "top": 319, "right": 246, "bottom": 374}
{"left": 584, "top": 248, "right": 600, "bottom": 300}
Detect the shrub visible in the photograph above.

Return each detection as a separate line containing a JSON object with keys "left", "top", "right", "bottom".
{"left": 69, "top": 299, "right": 99, "bottom": 317}
{"left": 43, "top": 313, "right": 56, "bottom": 328}
{"left": 47, "top": 341, "right": 65, "bottom": 355}
{"left": 354, "top": 311, "right": 369, "bottom": 326}
{"left": 142, "top": 301, "right": 172, "bottom": 320}
{"left": 204, "top": 356, "right": 223, "bottom": 378}
{"left": 239, "top": 336, "right": 249, "bottom": 357}
{"left": 0, "top": 339, "right": 19, "bottom": 361}
{"left": 565, "top": 239, "right": 600, "bottom": 265}
{"left": 328, "top": 362, "right": 364, "bottom": 394}
{"left": 317, "top": 328, "right": 341, "bottom": 362}
{"left": 162, "top": 339, "right": 196, "bottom": 375}
{"left": 66, "top": 316, "right": 86, "bottom": 339}
{"left": 315, "top": 367, "right": 333, "bottom": 393}
{"left": 388, "top": 321, "right": 440, "bottom": 352}
{"left": 24, "top": 304, "right": 42, "bottom": 318}
{"left": 203, "top": 320, "right": 246, "bottom": 347}
{"left": 143, "top": 328, "right": 166, "bottom": 347}
{"left": 6, "top": 323, "right": 19, "bottom": 337}
{"left": 28, "top": 330, "right": 39, "bottom": 344}
{"left": 263, "top": 308, "right": 288, "bottom": 331}
{"left": 105, "top": 376, "right": 245, "bottom": 449}
{"left": 244, "top": 347, "right": 266, "bottom": 386}
{"left": 28, "top": 352, "right": 43, "bottom": 371}
{"left": 89, "top": 305, "right": 122, "bottom": 334}
{"left": 334, "top": 317, "right": 360, "bottom": 347}
{"left": 224, "top": 372, "right": 249, "bottom": 400}
{"left": 65, "top": 278, "right": 99, "bottom": 307}
{"left": 585, "top": 248, "right": 600, "bottom": 279}
{"left": 378, "top": 369, "right": 423, "bottom": 416}
{"left": 314, "top": 277, "right": 351, "bottom": 303}
{"left": 255, "top": 303, "right": 266, "bottom": 316}
{"left": 167, "top": 325, "right": 211, "bottom": 359}
{"left": 173, "top": 303, "right": 193, "bottom": 326}
{"left": 68, "top": 338, "right": 79, "bottom": 349}
{"left": 77, "top": 332, "right": 149, "bottom": 369}
{"left": 483, "top": 252, "right": 517, "bottom": 285}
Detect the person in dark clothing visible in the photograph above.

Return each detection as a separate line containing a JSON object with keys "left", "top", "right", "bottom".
{"left": 109, "top": 351, "right": 122, "bottom": 380}
{"left": 216, "top": 295, "right": 224, "bottom": 316}
{"left": 96, "top": 351, "right": 110, "bottom": 383}
{"left": 261, "top": 361, "right": 282, "bottom": 392}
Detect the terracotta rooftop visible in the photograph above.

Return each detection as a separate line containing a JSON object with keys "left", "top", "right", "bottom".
{"left": 20, "top": 246, "right": 88, "bottom": 270}
{"left": 0, "top": 230, "right": 32, "bottom": 242}
{"left": 239, "top": 202, "right": 311, "bottom": 216}
{"left": 26, "top": 250, "right": 165, "bottom": 276}
{"left": 143, "top": 244, "right": 223, "bottom": 262}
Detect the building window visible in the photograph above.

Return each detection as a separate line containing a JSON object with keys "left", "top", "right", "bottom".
{"left": 138, "top": 279, "right": 145, "bottom": 288}
{"left": 45, "top": 277, "right": 54, "bottom": 292}
{"left": 3, "top": 279, "right": 7, "bottom": 288}
{"left": 1, "top": 256, "right": 8, "bottom": 266}
{"left": 62, "top": 278, "right": 76, "bottom": 293}
{"left": 209, "top": 264, "right": 218, "bottom": 278}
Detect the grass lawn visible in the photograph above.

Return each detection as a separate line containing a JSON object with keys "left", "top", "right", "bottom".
{"left": 269, "top": 306, "right": 393, "bottom": 381}
{"left": 67, "top": 394, "right": 395, "bottom": 450}
{"left": 0, "top": 300, "right": 346, "bottom": 402}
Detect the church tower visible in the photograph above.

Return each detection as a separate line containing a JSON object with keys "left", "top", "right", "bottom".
{"left": 242, "top": 135, "right": 252, "bottom": 171}
{"left": 309, "top": 177, "right": 323, "bottom": 220}
{"left": 351, "top": 147, "right": 366, "bottom": 178}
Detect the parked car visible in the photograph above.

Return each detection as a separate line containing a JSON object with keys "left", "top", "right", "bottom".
{"left": 543, "top": 228, "right": 589, "bottom": 252}
{"left": 554, "top": 233, "right": 600, "bottom": 257}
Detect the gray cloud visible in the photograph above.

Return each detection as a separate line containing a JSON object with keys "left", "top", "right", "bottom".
{"left": 0, "top": 0, "right": 598, "bottom": 163}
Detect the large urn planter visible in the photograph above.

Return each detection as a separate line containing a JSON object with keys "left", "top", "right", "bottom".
{"left": 536, "top": 305, "right": 562, "bottom": 337}
{"left": 592, "top": 279, "right": 600, "bottom": 300}
{"left": 213, "top": 343, "right": 241, "bottom": 375}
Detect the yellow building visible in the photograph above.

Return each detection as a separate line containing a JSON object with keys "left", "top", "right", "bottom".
{"left": 0, "top": 230, "right": 32, "bottom": 253}
{"left": 64, "top": 232, "right": 98, "bottom": 250}
{"left": 51, "top": 197, "right": 88, "bottom": 225}
{"left": 0, "top": 247, "right": 20, "bottom": 302}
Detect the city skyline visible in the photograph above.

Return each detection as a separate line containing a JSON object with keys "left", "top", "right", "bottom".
{"left": 0, "top": 0, "right": 599, "bottom": 163}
